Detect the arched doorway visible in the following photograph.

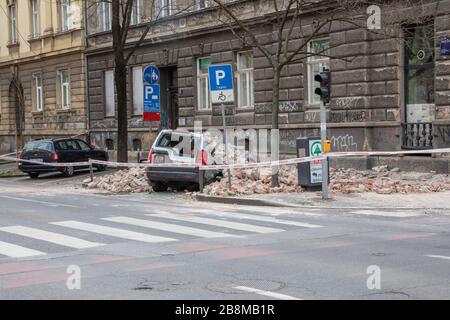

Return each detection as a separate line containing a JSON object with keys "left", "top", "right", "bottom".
{"left": 9, "top": 78, "right": 25, "bottom": 151}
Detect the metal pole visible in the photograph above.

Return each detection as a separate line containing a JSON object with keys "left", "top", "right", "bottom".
{"left": 221, "top": 104, "right": 232, "bottom": 189}
{"left": 89, "top": 159, "right": 94, "bottom": 182}
{"left": 199, "top": 169, "right": 204, "bottom": 193}
{"left": 319, "top": 100, "right": 329, "bottom": 200}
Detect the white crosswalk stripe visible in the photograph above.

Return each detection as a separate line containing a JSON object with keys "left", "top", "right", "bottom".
{"left": 0, "top": 209, "right": 324, "bottom": 259}
{"left": 148, "top": 213, "right": 285, "bottom": 234}
{"left": 0, "top": 240, "right": 46, "bottom": 258}
{"left": 0, "top": 226, "right": 104, "bottom": 249}
{"left": 199, "top": 211, "right": 323, "bottom": 228}
{"left": 50, "top": 221, "right": 177, "bottom": 244}
{"left": 102, "top": 216, "right": 240, "bottom": 238}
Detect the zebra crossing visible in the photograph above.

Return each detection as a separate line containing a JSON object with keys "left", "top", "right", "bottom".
{"left": 0, "top": 209, "right": 324, "bottom": 259}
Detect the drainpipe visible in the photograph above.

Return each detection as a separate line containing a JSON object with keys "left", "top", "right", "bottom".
{"left": 82, "top": 0, "right": 91, "bottom": 143}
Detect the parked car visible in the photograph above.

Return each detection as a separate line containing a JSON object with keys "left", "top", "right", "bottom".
{"left": 18, "top": 138, "right": 108, "bottom": 179}
{"left": 146, "top": 130, "right": 222, "bottom": 192}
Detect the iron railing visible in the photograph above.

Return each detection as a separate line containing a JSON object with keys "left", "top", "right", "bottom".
{"left": 402, "top": 122, "right": 433, "bottom": 149}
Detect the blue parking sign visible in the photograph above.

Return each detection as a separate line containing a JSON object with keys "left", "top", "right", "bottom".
{"left": 208, "top": 64, "right": 234, "bottom": 103}
{"left": 143, "top": 84, "right": 160, "bottom": 121}
{"left": 208, "top": 64, "right": 233, "bottom": 90}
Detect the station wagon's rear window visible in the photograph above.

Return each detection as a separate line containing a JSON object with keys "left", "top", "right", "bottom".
{"left": 23, "top": 141, "right": 53, "bottom": 152}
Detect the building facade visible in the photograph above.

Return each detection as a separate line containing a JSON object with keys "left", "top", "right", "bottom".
{"left": 85, "top": 0, "right": 450, "bottom": 159}
{"left": 0, "top": 0, "right": 87, "bottom": 153}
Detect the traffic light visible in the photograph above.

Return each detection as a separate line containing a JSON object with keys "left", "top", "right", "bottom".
{"left": 314, "top": 69, "right": 331, "bottom": 104}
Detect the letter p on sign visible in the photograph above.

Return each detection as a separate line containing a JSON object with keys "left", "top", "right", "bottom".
{"left": 215, "top": 70, "right": 226, "bottom": 86}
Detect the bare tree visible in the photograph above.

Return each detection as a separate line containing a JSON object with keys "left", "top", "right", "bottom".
{"left": 90, "top": 0, "right": 194, "bottom": 162}
{"left": 212, "top": 0, "right": 446, "bottom": 186}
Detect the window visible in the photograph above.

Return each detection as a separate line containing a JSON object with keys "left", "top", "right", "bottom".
{"left": 197, "top": 0, "right": 209, "bottom": 10}
{"left": 197, "top": 57, "right": 212, "bottom": 111}
{"left": 33, "top": 74, "right": 43, "bottom": 112}
{"left": 132, "top": 139, "right": 142, "bottom": 151}
{"left": 9, "top": 4, "right": 17, "bottom": 44}
{"left": 132, "top": 66, "right": 143, "bottom": 115}
{"left": 131, "top": 0, "right": 143, "bottom": 25}
{"left": 237, "top": 51, "right": 254, "bottom": 108}
{"left": 57, "top": 140, "right": 80, "bottom": 151}
{"left": 98, "top": 1, "right": 111, "bottom": 31}
{"left": 77, "top": 140, "right": 91, "bottom": 151}
{"left": 158, "top": 0, "right": 172, "bottom": 18}
{"left": 31, "top": 0, "right": 39, "bottom": 37}
{"left": 60, "top": 0, "right": 71, "bottom": 31}
{"left": 58, "top": 70, "right": 70, "bottom": 109}
{"left": 307, "top": 39, "right": 330, "bottom": 105}
{"left": 105, "top": 138, "right": 114, "bottom": 150}
{"left": 105, "top": 70, "right": 115, "bottom": 117}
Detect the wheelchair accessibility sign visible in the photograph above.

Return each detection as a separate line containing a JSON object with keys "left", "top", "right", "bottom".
{"left": 208, "top": 64, "right": 234, "bottom": 104}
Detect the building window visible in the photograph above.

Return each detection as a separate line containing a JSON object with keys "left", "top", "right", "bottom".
{"left": 158, "top": 0, "right": 172, "bottom": 18}
{"left": 132, "top": 138, "right": 142, "bottom": 151}
{"left": 30, "top": 0, "right": 39, "bottom": 38}
{"left": 307, "top": 39, "right": 330, "bottom": 105}
{"left": 60, "top": 0, "right": 71, "bottom": 32}
{"left": 197, "top": 57, "right": 212, "bottom": 111}
{"left": 197, "top": 0, "right": 209, "bottom": 10}
{"left": 131, "top": 0, "right": 143, "bottom": 25}
{"left": 98, "top": 1, "right": 111, "bottom": 31}
{"left": 105, "top": 138, "right": 114, "bottom": 150}
{"left": 132, "top": 66, "right": 143, "bottom": 115}
{"left": 58, "top": 70, "right": 70, "bottom": 109}
{"left": 105, "top": 70, "right": 115, "bottom": 117}
{"left": 33, "top": 74, "right": 43, "bottom": 112}
{"left": 237, "top": 51, "right": 254, "bottom": 109}
{"left": 9, "top": 4, "right": 17, "bottom": 44}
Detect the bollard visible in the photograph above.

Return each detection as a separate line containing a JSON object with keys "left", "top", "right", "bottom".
{"left": 199, "top": 169, "right": 204, "bottom": 193}
{"left": 89, "top": 159, "right": 94, "bottom": 182}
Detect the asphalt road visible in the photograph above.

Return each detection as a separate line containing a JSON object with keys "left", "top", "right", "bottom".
{"left": 0, "top": 173, "right": 449, "bottom": 299}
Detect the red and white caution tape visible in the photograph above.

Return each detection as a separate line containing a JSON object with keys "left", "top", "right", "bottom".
{"left": 1, "top": 148, "right": 449, "bottom": 171}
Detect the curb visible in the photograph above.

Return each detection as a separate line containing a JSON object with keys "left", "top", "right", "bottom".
{"left": 194, "top": 194, "right": 450, "bottom": 210}
{"left": 194, "top": 194, "right": 306, "bottom": 207}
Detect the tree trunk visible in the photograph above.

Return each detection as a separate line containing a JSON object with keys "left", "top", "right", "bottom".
{"left": 271, "top": 66, "right": 280, "bottom": 187}
{"left": 115, "top": 56, "right": 128, "bottom": 163}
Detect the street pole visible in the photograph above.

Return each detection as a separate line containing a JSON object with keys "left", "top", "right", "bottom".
{"left": 319, "top": 100, "right": 329, "bottom": 200}
{"left": 221, "top": 104, "right": 232, "bottom": 189}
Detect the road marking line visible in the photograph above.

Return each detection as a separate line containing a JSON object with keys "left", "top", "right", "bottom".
{"left": 0, "top": 196, "right": 79, "bottom": 208}
{"left": 201, "top": 211, "right": 323, "bottom": 228}
{"left": 233, "top": 286, "right": 302, "bottom": 300}
{"left": 149, "top": 213, "right": 284, "bottom": 234}
{"left": 425, "top": 254, "right": 450, "bottom": 261}
{"left": 351, "top": 210, "right": 420, "bottom": 218}
{"left": 50, "top": 221, "right": 177, "bottom": 243}
{"left": 0, "top": 240, "right": 46, "bottom": 258}
{"left": 0, "top": 226, "right": 104, "bottom": 249}
{"left": 102, "top": 216, "right": 239, "bottom": 239}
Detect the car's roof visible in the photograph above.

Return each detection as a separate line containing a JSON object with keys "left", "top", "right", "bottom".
{"left": 26, "top": 137, "right": 81, "bottom": 143}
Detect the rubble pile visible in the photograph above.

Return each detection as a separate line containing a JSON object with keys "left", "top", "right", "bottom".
{"left": 330, "top": 166, "right": 450, "bottom": 194}
{"left": 84, "top": 168, "right": 150, "bottom": 193}
{"left": 203, "top": 165, "right": 303, "bottom": 196}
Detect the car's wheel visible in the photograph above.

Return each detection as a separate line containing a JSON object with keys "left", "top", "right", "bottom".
{"left": 28, "top": 172, "right": 39, "bottom": 179}
{"left": 186, "top": 184, "right": 199, "bottom": 192}
{"left": 63, "top": 166, "right": 74, "bottom": 177}
{"left": 152, "top": 182, "right": 168, "bottom": 192}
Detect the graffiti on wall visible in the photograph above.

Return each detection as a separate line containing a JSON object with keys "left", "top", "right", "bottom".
{"left": 335, "top": 97, "right": 361, "bottom": 110}
{"left": 438, "top": 126, "right": 450, "bottom": 143}
{"left": 330, "top": 134, "right": 358, "bottom": 152}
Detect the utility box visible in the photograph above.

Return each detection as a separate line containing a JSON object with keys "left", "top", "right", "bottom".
{"left": 297, "top": 137, "right": 327, "bottom": 188}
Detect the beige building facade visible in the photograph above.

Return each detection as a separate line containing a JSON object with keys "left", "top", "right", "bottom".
{"left": 0, "top": 0, "right": 87, "bottom": 153}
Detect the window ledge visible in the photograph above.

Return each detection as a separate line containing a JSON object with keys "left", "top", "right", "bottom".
{"left": 32, "top": 111, "right": 44, "bottom": 116}
{"left": 57, "top": 108, "right": 72, "bottom": 114}
{"left": 6, "top": 41, "right": 20, "bottom": 48}
{"left": 196, "top": 109, "right": 212, "bottom": 115}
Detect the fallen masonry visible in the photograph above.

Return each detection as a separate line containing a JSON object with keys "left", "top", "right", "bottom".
{"left": 83, "top": 168, "right": 150, "bottom": 193}
{"left": 82, "top": 165, "right": 450, "bottom": 195}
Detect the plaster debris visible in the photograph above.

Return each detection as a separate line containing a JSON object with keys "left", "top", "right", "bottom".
{"left": 330, "top": 167, "right": 450, "bottom": 194}
{"left": 83, "top": 168, "right": 150, "bottom": 193}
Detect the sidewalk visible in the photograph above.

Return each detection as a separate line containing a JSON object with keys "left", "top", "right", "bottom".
{"left": 196, "top": 190, "right": 450, "bottom": 210}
